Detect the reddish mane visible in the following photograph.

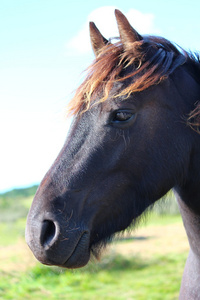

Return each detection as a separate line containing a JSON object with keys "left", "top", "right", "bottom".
{"left": 67, "top": 36, "right": 189, "bottom": 116}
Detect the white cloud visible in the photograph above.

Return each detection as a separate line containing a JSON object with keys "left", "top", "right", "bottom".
{"left": 66, "top": 6, "right": 161, "bottom": 55}
{"left": 126, "top": 9, "right": 160, "bottom": 35}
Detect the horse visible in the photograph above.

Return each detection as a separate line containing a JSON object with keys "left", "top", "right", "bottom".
{"left": 26, "top": 10, "right": 200, "bottom": 299}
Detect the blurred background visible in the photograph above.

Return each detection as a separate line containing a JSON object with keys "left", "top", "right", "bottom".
{"left": 0, "top": 0, "right": 198, "bottom": 298}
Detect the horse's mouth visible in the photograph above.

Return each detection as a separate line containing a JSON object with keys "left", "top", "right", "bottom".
{"left": 61, "top": 232, "right": 91, "bottom": 269}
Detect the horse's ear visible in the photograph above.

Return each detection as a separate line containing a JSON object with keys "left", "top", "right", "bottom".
{"left": 89, "top": 22, "right": 109, "bottom": 57}
{"left": 115, "top": 9, "right": 142, "bottom": 50}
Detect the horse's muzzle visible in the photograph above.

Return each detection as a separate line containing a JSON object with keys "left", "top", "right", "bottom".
{"left": 25, "top": 213, "right": 90, "bottom": 268}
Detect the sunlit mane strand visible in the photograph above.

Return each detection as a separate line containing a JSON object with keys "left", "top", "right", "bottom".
{"left": 67, "top": 36, "right": 188, "bottom": 116}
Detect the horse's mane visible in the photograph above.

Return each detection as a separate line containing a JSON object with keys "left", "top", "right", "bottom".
{"left": 67, "top": 35, "right": 199, "bottom": 117}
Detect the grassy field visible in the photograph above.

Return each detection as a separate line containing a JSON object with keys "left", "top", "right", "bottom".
{"left": 0, "top": 188, "right": 189, "bottom": 300}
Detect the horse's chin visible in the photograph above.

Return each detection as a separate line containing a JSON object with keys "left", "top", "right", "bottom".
{"left": 60, "top": 232, "right": 91, "bottom": 269}
{"left": 62, "top": 251, "right": 90, "bottom": 269}
{"left": 55, "top": 238, "right": 107, "bottom": 268}
{"left": 61, "top": 243, "right": 107, "bottom": 269}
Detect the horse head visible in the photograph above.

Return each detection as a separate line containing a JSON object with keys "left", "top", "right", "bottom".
{"left": 26, "top": 10, "right": 200, "bottom": 271}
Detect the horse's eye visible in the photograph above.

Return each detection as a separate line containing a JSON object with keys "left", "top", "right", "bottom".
{"left": 113, "top": 111, "right": 134, "bottom": 122}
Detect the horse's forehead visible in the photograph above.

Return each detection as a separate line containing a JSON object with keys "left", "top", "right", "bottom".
{"left": 90, "top": 81, "right": 126, "bottom": 110}
{"left": 103, "top": 81, "right": 124, "bottom": 99}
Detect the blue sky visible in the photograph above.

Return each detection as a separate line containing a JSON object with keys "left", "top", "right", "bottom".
{"left": 1, "top": 0, "right": 200, "bottom": 192}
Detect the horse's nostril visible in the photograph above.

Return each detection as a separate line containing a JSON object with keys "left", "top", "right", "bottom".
{"left": 40, "top": 220, "right": 57, "bottom": 249}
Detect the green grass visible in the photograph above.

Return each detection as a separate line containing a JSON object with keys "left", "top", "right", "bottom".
{"left": 0, "top": 186, "right": 186, "bottom": 299}
{"left": 141, "top": 212, "right": 181, "bottom": 227}
{"left": 0, "top": 218, "right": 26, "bottom": 246}
{"left": 0, "top": 252, "right": 186, "bottom": 300}
{"left": 0, "top": 213, "right": 186, "bottom": 300}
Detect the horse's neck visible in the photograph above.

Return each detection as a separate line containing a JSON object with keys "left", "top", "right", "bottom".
{"left": 177, "top": 197, "right": 200, "bottom": 254}
{"left": 176, "top": 195, "right": 200, "bottom": 299}
{"left": 172, "top": 60, "right": 200, "bottom": 299}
